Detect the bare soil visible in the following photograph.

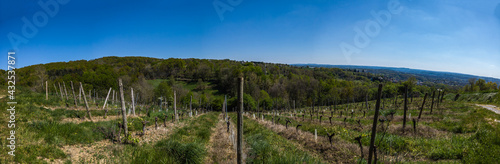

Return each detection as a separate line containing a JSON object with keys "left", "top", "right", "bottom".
{"left": 61, "top": 140, "right": 115, "bottom": 163}
{"left": 205, "top": 114, "right": 237, "bottom": 164}
{"left": 61, "top": 114, "right": 145, "bottom": 124}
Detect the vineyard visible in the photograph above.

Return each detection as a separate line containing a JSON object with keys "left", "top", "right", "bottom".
{"left": 0, "top": 58, "right": 499, "bottom": 163}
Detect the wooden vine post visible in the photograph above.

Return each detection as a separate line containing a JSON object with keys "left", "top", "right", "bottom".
{"left": 79, "top": 82, "right": 93, "bottom": 121}
{"left": 403, "top": 86, "right": 408, "bottom": 132}
{"left": 174, "top": 91, "right": 178, "bottom": 121}
{"left": 223, "top": 95, "right": 227, "bottom": 120}
{"left": 58, "top": 82, "right": 64, "bottom": 101}
{"left": 70, "top": 81, "right": 78, "bottom": 108}
{"left": 190, "top": 95, "right": 192, "bottom": 117}
{"left": 436, "top": 90, "right": 442, "bottom": 108}
{"left": 78, "top": 85, "right": 82, "bottom": 103}
{"left": 103, "top": 87, "right": 112, "bottom": 117}
{"left": 46, "top": 81, "right": 48, "bottom": 100}
{"left": 430, "top": 90, "right": 435, "bottom": 114}
{"left": 131, "top": 87, "right": 135, "bottom": 116}
{"left": 237, "top": 77, "right": 244, "bottom": 164}
{"left": 368, "top": 83, "right": 383, "bottom": 164}
{"left": 63, "top": 82, "right": 69, "bottom": 101}
{"left": 365, "top": 94, "right": 369, "bottom": 111}
{"left": 53, "top": 84, "right": 58, "bottom": 97}
{"left": 227, "top": 118, "right": 230, "bottom": 132}
{"left": 118, "top": 79, "right": 128, "bottom": 143}
{"left": 418, "top": 93, "right": 428, "bottom": 119}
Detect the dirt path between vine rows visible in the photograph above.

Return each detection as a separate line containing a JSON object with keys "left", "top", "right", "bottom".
{"left": 476, "top": 104, "right": 500, "bottom": 123}
{"left": 205, "top": 114, "right": 237, "bottom": 164}
{"left": 61, "top": 114, "right": 146, "bottom": 124}
{"left": 476, "top": 104, "right": 500, "bottom": 115}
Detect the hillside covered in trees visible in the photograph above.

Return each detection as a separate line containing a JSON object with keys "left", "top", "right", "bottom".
{"left": 4, "top": 56, "right": 498, "bottom": 111}
{"left": 2, "top": 56, "right": 500, "bottom": 163}
{"left": 294, "top": 64, "right": 500, "bottom": 86}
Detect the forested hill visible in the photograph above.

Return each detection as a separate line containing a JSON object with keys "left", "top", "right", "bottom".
{"left": 1, "top": 56, "right": 463, "bottom": 109}
{"left": 293, "top": 64, "right": 500, "bottom": 86}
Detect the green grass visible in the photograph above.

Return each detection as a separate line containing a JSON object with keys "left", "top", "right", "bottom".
{"left": 29, "top": 121, "right": 106, "bottom": 146}
{"left": 229, "top": 113, "right": 324, "bottom": 164}
{"left": 2, "top": 87, "right": 500, "bottom": 163}
{"left": 261, "top": 98, "right": 500, "bottom": 163}
{"left": 446, "top": 92, "right": 500, "bottom": 106}
{"left": 0, "top": 89, "right": 73, "bottom": 163}
{"left": 147, "top": 79, "right": 169, "bottom": 88}
{"left": 0, "top": 87, "right": 198, "bottom": 163}
{"left": 14, "top": 144, "right": 66, "bottom": 163}
{"left": 118, "top": 112, "right": 219, "bottom": 164}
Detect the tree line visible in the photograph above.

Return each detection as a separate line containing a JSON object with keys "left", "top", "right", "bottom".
{"left": 462, "top": 78, "right": 499, "bottom": 93}
{"left": 2, "top": 56, "right": 479, "bottom": 111}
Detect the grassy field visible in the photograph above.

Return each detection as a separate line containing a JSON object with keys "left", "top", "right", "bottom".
{"left": 229, "top": 113, "right": 324, "bottom": 163}
{"left": 254, "top": 97, "right": 500, "bottom": 163}
{"left": 1, "top": 87, "right": 499, "bottom": 163}
{"left": 0, "top": 87, "right": 205, "bottom": 163}
{"left": 445, "top": 92, "right": 500, "bottom": 106}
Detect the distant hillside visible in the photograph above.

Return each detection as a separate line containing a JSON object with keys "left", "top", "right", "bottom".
{"left": 292, "top": 64, "right": 500, "bottom": 86}
{"left": 444, "top": 92, "right": 500, "bottom": 106}
{"left": 0, "top": 56, "right": 482, "bottom": 108}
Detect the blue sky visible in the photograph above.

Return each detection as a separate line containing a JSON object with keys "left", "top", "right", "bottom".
{"left": 1, "top": 0, "right": 499, "bottom": 78}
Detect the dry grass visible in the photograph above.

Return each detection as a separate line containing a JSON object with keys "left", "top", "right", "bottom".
{"left": 137, "top": 121, "right": 185, "bottom": 145}
{"left": 253, "top": 113, "right": 445, "bottom": 162}
{"left": 485, "top": 118, "right": 500, "bottom": 127}
{"left": 137, "top": 113, "right": 205, "bottom": 145}
{"left": 280, "top": 115, "right": 366, "bottom": 132}
{"left": 385, "top": 124, "right": 450, "bottom": 138}
{"left": 282, "top": 112, "right": 452, "bottom": 139}
{"left": 61, "top": 114, "right": 146, "bottom": 124}
{"left": 40, "top": 105, "right": 125, "bottom": 112}
{"left": 55, "top": 113, "right": 202, "bottom": 163}
{"left": 377, "top": 114, "right": 440, "bottom": 123}
{"left": 60, "top": 140, "right": 115, "bottom": 163}
{"left": 205, "top": 114, "right": 237, "bottom": 164}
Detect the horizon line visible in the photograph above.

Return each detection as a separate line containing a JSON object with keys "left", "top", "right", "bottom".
{"left": 9, "top": 56, "right": 500, "bottom": 80}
